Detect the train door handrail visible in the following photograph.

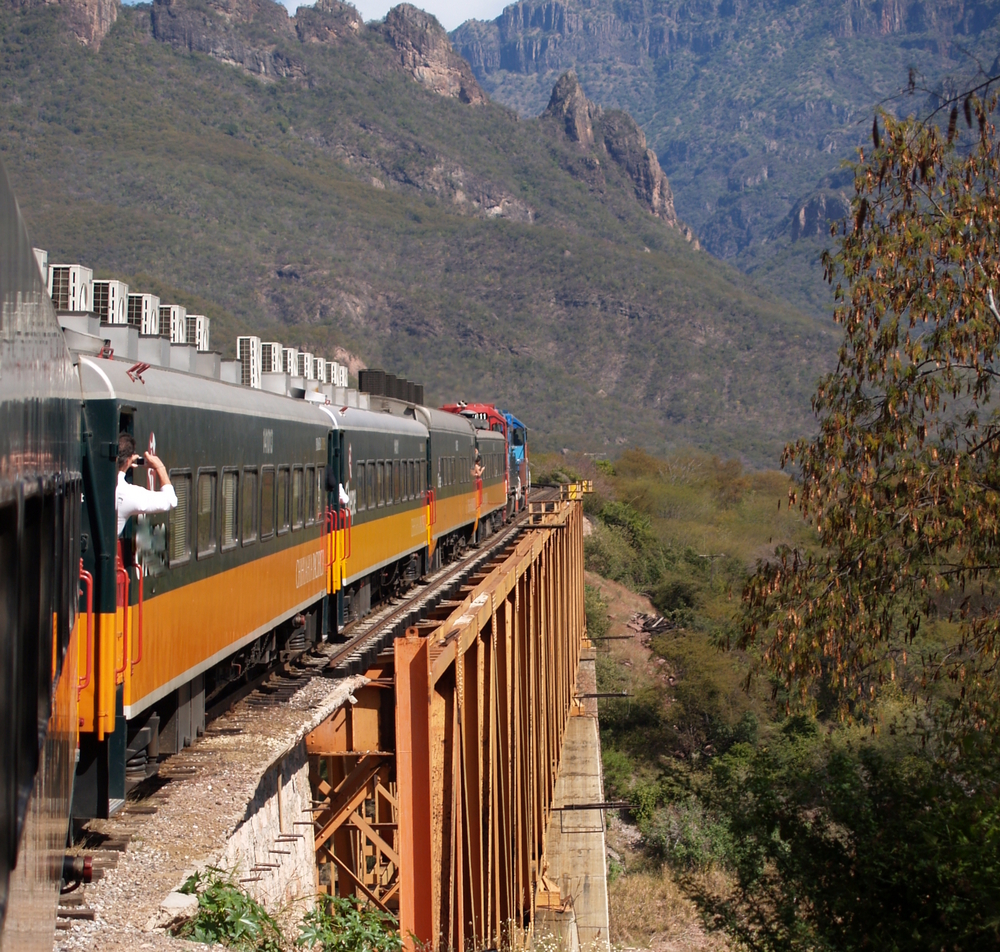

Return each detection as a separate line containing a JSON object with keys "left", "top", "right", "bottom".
{"left": 78, "top": 558, "right": 94, "bottom": 695}
{"left": 426, "top": 488, "right": 436, "bottom": 526}
{"left": 115, "top": 552, "right": 129, "bottom": 678}
{"left": 131, "top": 562, "right": 143, "bottom": 671}
{"left": 339, "top": 509, "right": 352, "bottom": 559}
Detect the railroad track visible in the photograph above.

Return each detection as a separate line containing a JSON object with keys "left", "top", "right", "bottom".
{"left": 70, "top": 489, "right": 563, "bottom": 885}
{"left": 203, "top": 489, "right": 561, "bottom": 729}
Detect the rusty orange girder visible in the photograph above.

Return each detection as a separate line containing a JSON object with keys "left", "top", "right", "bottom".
{"left": 306, "top": 659, "right": 400, "bottom": 912}
{"left": 395, "top": 497, "right": 586, "bottom": 951}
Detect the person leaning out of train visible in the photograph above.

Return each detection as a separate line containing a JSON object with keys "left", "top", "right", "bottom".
{"left": 471, "top": 451, "right": 484, "bottom": 480}
{"left": 116, "top": 432, "right": 177, "bottom": 536}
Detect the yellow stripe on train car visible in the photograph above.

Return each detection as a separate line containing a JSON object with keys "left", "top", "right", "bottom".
{"left": 122, "top": 537, "right": 327, "bottom": 717}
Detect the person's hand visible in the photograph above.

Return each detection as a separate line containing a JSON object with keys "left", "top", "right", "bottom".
{"left": 143, "top": 451, "right": 171, "bottom": 486}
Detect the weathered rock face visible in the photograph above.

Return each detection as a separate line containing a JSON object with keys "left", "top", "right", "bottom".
{"left": 380, "top": 4, "right": 487, "bottom": 105}
{"left": 543, "top": 70, "right": 597, "bottom": 147}
{"left": 14, "top": 0, "right": 119, "bottom": 46}
{"left": 790, "top": 192, "right": 851, "bottom": 241}
{"left": 294, "top": 0, "right": 362, "bottom": 45}
{"left": 453, "top": 0, "right": 999, "bottom": 79}
{"left": 600, "top": 110, "right": 677, "bottom": 225}
{"left": 544, "top": 72, "right": 696, "bottom": 242}
{"left": 833, "top": 0, "right": 990, "bottom": 37}
{"left": 151, "top": 0, "right": 305, "bottom": 81}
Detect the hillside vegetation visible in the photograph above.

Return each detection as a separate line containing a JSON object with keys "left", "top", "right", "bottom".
{"left": 565, "top": 449, "right": 1000, "bottom": 949}
{"left": 452, "top": 0, "right": 1000, "bottom": 316}
{"left": 0, "top": 0, "right": 834, "bottom": 462}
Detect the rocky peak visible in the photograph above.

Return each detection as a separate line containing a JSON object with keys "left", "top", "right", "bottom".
{"left": 14, "top": 0, "right": 119, "bottom": 46}
{"left": 295, "top": 0, "right": 362, "bottom": 43}
{"left": 543, "top": 71, "right": 597, "bottom": 148}
{"left": 151, "top": 0, "right": 304, "bottom": 81}
{"left": 543, "top": 72, "right": 697, "bottom": 243}
{"left": 380, "top": 4, "right": 487, "bottom": 105}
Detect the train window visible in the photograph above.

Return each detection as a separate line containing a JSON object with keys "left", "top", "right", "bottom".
{"left": 407, "top": 460, "right": 414, "bottom": 499}
{"left": 261, "top": 467, "right": 275, "bottom": 539}
{"left": 305, "top": 466, "right": 316, "bottom": 526}
{"left": 277, "top": 466, "right": 290, "bottom": 535}
{"left": 356, "top": 463, "right": 366, "bottom": 512}
{"left": 169, "top": 472, "right": 191, "bottom": 565}
{"left": 377, "top": 462, "right": 385, "bottom": 506}
{"left": 242, "top": 468, "right": 257, "bottom": 545}
{"left": 196, "top": 470, "right": 217, "bottom": 559}
{"left": 315, "top": 467, "right": 323, "bottom": 523}
{"left": 367, "top": 462, "right": 375, "bottom": 510}
{"left": 512, "top": 428, "right": 525, "bottom": 446}
{"left": 393, "top": 460, "right": 401, "bottom": 503}
{"left": 221, "top": 470, "right": 239, "bottom": 551}
{"left": 292, "top": 467, "right": 304, "bottom": 529}
{"left": 437, "top": 457, "right": 442, "bottom": 490}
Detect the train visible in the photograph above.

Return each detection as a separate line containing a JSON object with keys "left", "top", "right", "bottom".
{"left": 0, "top": 157, "right": 529, "bottom": 949}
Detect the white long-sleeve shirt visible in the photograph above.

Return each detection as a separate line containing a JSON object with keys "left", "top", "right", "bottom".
{"left": 117, "top": 470, "right": 177, "bottom": 536}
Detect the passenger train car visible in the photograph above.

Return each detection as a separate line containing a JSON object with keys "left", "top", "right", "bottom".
{"left": 72, "top": 364, "right": 523, "bottom": 819}
{"left": 0, "top": 162, "right": 82, "bottom": 950}
{"left": 0, "top": 160, "right": 531, "bottom": 946}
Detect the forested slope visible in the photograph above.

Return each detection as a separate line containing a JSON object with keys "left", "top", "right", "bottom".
{"left": 0, "top": 0, "right": 834, "bottom": 462}
{"left": 452, "top": 0, "right": 1000, "bottom": 316}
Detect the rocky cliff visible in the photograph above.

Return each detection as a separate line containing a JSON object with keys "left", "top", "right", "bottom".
{"left": 13, "top": 0, "right": 118, "bottom": 45}
{"left": 294, "top": 0, "right": 362, "bottom": 45}
{"left": 151, "top": 0, "right": 305, "bottom": 81}
{"left": 543, "top": 72, "right": 697, "bottom": 242}
{"left": 451, "top": 0, "right": 1000, "bottom": 316}
{"left": 150, "top": 0, "right": 485, "bottom": 100}
{"left": 453, "top": 0, "right": 999, "bottom": 79}
{"left": 381, "top": 5, "right": 486, "bottom": 105}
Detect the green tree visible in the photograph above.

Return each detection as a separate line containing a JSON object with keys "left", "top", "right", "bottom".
{"left": 740, "top": 88, "right": 1000, "bottom": 727}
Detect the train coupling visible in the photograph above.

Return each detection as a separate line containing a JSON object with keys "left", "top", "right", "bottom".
{"left": 61, "top": 854, "right": 93, "bottom": 893}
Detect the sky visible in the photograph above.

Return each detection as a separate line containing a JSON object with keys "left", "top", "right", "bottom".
{"left": 283, "top": 0, "right": 506, "bottom": 30}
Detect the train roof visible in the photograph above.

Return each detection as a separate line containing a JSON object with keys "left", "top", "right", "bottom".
{"left": 78, "top": 356, "right": 428, "bottom": 438}
{"left": 317, "top": 403, "right": 427, "bottom": 438}
{"left": 78, "top": 355, "right": 335, "bottom": 427}
{"left": 411, "top": 404, "right": 476, "bottom": 438}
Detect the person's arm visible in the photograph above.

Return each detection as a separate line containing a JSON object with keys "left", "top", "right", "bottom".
{"left": 118, "top": 451, "right": 177, "bottom": 521}
{"left": 144, "top": 451, "right": 171, "bottom": 488}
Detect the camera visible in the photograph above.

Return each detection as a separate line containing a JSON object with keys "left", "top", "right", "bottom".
{"left": 133, "top": 455, "right": 145, "bottom": 466}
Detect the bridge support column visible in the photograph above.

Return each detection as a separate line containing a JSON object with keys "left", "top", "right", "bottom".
{"left": 395, "top": 634, "right": 434, "bottom": 943}
{"left": 395, "top": 493, "right": 589, "bottom": 951}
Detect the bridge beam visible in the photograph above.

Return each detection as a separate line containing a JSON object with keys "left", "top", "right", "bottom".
{"left": 396, "top": 495, "right": 587, "bottom": 950}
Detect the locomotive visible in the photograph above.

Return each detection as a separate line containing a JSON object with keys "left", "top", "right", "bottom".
{"left": 0, "top": 159, "right": 529, "bottom": 947}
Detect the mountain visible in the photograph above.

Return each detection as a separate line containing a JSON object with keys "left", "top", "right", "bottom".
{"left": 451, "top": 0, "right": 1000, "bottom": 317}
{"left": 0, "top": 0, "right": 835, "bottom": 463}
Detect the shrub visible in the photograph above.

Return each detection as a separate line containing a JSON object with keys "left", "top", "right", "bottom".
{"left": 177, "top": 867, "right": 284, "bottom": 952}
{"left": 584, "top": 583, "right": 610, "bottom": 641}
{"left": 297, "top": 897, "right": 401, "bottom": 952}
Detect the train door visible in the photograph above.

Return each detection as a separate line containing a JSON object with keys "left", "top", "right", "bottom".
{"left": 326, "top": 430, "right": 343, "bottom": 633}
{"left": 76, "top": 402, "right": 131, "bottom": 818}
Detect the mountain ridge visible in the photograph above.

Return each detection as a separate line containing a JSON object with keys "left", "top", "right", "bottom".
{"left": 0, "top": 0, "right": 835, "bottom": 462}
{"left": 451, "top": 0, "right": 1000, "bottom": 316}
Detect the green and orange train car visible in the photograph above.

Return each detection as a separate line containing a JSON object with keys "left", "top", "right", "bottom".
{"left": 71, "top": 356, "right": 513, "bottom": 818}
